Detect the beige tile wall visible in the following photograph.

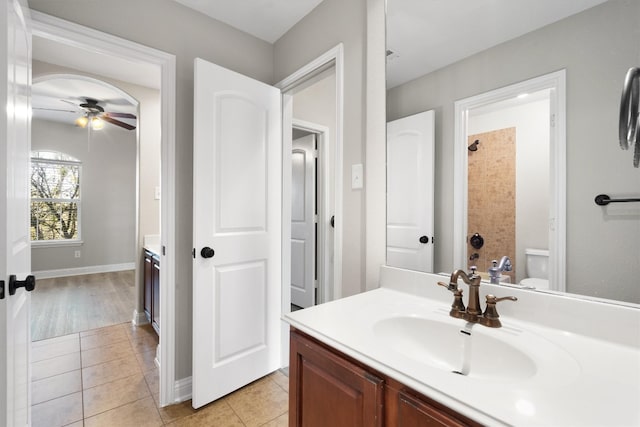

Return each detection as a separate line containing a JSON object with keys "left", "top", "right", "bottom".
{"left": 467, "top": 128, "right": 516, "bottom": 280}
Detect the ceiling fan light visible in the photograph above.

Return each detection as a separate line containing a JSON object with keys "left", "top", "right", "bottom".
{"left": 91, "top": 117, "right": 104, "bottom": 130}
{"left": 75, "top": 116, "right": 88, "bottom": 128}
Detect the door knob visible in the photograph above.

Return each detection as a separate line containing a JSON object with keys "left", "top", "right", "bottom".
{"left": 200, "top": 247, "right": 215, "bottom": 258}
{"left": 9, "top": 275, "right": 35, "bottom": 295}
{"left": 419, "top": 235, "right": 429, "bottom": 244}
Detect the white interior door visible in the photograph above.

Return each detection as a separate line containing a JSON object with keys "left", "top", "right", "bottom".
{"left": 291, "top": 134, "right": 316, "bottom": 309}
{"left": 1, "top": 0, "right": 32, "bottom": 425}
{"left": 192, "top": 58, "right": 281, "bottom": 409}
{"left": 386, "top": 110, "right": 435, "bottom": 272}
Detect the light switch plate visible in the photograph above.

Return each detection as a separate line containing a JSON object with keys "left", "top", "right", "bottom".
{"left": 351, "top": 164, "right": 363, "bottom": 189}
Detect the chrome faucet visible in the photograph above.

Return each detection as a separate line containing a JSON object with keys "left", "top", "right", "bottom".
{"left": 488, "top": 256, "right": 512, "bottom": 284}
{"left": 438, "top": 267, "right": 517, "bottom": 328}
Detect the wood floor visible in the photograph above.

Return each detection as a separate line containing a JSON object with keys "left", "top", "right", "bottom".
{"left": 31, "top": 271, "right": 136, "bottom": 342}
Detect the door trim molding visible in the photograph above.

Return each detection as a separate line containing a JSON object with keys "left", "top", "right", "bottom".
{"left": 276, "top": 44, "right": 344, "bottom": 304}
{"left": 31, "top": 11, "right": 178, "bottom": 405}
{"left": 276, "top": 44, "right": 344, "bottom": 368}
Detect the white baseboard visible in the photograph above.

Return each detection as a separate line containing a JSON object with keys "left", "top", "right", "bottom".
{"left": 132, "top": 309, "right": 149, "bottom": 326}
{"left": 173, "top": 376, "right": 192, "bottom": 404}
{"left": 32, "top": 263, "right": 136, "bottom": 279}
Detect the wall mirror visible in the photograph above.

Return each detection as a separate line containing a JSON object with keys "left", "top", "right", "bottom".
{"left": 386, "top": 0, "right": 640, "bottom": 304}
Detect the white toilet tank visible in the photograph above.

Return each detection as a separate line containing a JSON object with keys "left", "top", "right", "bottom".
{"left": 521, "top": 248, "right": 549, "bottom": 289}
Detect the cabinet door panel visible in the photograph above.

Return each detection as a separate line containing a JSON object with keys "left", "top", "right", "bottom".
{"left": 397, "top": 391, "right": 469, "bottom": 427}
{"left": 290, "top": 331, "right": 383, "bottom": 427}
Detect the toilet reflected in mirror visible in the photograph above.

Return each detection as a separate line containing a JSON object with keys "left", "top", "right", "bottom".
{"left": 521, "top": 248, "right": 550, "bottom": 290}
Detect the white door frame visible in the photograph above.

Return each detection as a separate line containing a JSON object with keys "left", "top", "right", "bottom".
{"left": 292, "top": 119, "right": 331, "bottom": 305}
{"left": 30, "top": 12, "right": 178, "bottom": 405}
{"left": 453, "top": 70, "right": 566, "bottom": 292}
{"left": 276, "top": 44, "right": 344, "bottom": 366}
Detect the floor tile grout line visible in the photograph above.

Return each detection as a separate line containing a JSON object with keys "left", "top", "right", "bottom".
{"left": 223, "top": 398, "right": 248, "bottom": 427}
{"left": 79, "top": 348, "right": 86, "bottom": 426}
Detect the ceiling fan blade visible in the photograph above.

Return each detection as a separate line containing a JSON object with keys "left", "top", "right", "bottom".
{"left": 33, "top": 107, "right": 78, "bottom": 113}
{"left": 59, "top": 99, "right": 82, "bottom": 109}
{"left": 101, "top": 115, "right": 136, "bottom": 130}
{"left": 105, "top": 112, "right": 137, "bottom": 119}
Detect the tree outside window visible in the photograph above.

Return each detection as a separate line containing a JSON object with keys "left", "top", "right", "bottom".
{"left": 30, "top": 151, "right": 81, "bottom": 242}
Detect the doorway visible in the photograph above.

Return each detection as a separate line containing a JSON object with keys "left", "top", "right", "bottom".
{"left": 290, "top": 122, "right": 332, "bottom": 310}
{"left": 286, "top": 66, "right": 337, "bottom": 312}
{"left": 30, "top": 11, "right": 177, "bottom": 406}
{"left": 453, "top": 70, "right": 566, "bottom": 291}
{"left": 30, "top": 74, "right": 142, "bottom": 340}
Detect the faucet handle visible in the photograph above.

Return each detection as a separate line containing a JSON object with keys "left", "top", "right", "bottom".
{"left": 437, "top": 281, "right": 457, "bottom": 292}
{"left": 437, "top": 282, "right": 466, "bottom": 318}
{"left": 480, "top": 294, "right": 518, "bottom": 328}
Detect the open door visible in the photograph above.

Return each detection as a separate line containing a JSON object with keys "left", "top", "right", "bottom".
{"left": 1, "top": 0, "right": 33, "bottom": 425}
{"left": 192, "top": 58, "right": 281, "bottom": 408}
{"left": 291, "top": 134, "right": 316, "bottom": 309}
{"left": 386, "top": 110, "right": 435, "bottom": 272}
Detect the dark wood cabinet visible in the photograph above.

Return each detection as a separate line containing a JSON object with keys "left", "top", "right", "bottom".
{"left": 289, "top": 329, "right": 481, "bottom": 427}
{"left": 143, "top": 250, "right": 160, "bottom": 335}
{"left": 289, "top": 329, "right": 384, "bottom": 427}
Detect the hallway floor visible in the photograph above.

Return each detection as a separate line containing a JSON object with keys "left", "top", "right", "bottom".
{"left": 31, "top": 271, "right": 136, "bottom": 341}
{"left": 31, "top": 322, "right": 289, "bottom": 426}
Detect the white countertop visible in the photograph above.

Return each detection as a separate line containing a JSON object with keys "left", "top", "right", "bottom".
{"left": 143, "top": 234, "right": 161, "bottom": 257}
{"left": 285, "top": 267, "right": 640, "bottom": 426}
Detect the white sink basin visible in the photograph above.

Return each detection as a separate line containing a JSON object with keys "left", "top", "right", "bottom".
{"left": 373, "top": 315, "right": 572, "bottom": 383}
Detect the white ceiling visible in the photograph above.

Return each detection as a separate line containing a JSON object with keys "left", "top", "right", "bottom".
{"left": 386, "top": 0, "right": 609, "bottom": 88}
{"left": 172, "top": 0, "right": 324, "bottom": 43}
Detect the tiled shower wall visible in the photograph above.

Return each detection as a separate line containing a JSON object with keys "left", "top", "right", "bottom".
{"left": 467, "top": 128, "right": 516, "bottom": 280}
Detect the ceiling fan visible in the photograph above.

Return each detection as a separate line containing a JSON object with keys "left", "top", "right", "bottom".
{"left": 36, "top": 97, "right": 137, "bottom": 131}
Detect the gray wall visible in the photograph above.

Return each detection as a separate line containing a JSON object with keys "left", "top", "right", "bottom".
{"left": 31, "top": 118, "right": 136, "bottom": 270}
{"left": 29, "top": 0, "right": 276, "bottom": 382}
{"left": 387, "top": 0, "right": 640, "bottom": 303}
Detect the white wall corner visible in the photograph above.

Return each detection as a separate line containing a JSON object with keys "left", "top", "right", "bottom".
{"left": 365, "top": 0, "right": 387, "bottom": 292}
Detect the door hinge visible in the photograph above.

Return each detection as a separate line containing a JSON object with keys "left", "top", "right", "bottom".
{"left": 314, "top": 214, "right": 318, "bottom": 224}
{"left": 550, "top": 113, "right": 556, "bottom": 127}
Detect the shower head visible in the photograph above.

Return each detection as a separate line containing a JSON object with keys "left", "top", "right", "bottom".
{"left": 468, "top": 140, "right": 480, "bottom": 151}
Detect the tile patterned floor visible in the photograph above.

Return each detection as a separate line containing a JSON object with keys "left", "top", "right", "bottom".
{"left": 31, "top": 322, "right": 289, "bottom": 426}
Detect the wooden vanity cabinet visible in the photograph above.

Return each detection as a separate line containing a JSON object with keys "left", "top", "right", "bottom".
{"left": 289, "top": 329, "right": 384, "bottom": 426}
{"left": 143, "top": 250, "right": 160, "bottom": 335}
{"left": 289, "top": 329, "right": 481, "bottom": 427}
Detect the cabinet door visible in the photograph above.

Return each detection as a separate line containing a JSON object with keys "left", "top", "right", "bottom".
{"left": 143, "top": 252, "right": 153, "bottom": 321}
{"left": 152, "top": 256, "right": 160, "bottom": 333}
{"left": 289, "top": 330, "right": 383, "bottom": 427}
{"left": 395, "top": 390, "right": 474, "bottom": 427}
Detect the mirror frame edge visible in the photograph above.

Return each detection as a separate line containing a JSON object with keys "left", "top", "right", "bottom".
{"left": 452, "top": 70, "right": 567, "bottom": 291}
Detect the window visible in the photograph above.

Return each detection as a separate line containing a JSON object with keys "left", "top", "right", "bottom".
{"left": 30, "top": 151, "right": 81, "bottom": 243}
